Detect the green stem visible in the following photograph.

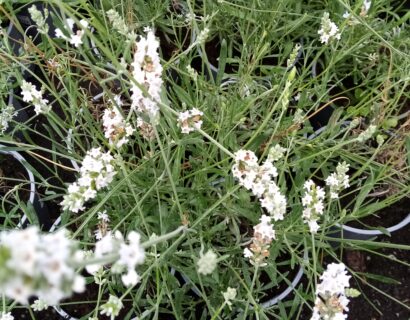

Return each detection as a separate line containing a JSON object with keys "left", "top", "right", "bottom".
{"left": 196, "top": 128, "right": 235, "bottom": 158}
{"left": 210, "top": 302, "right": 226, "bottom": 320}
{"left": 153, "top": 126, "right": 185, "bottom": 219}
{"left": 142, "top": 226, "right": 187, "bottom": 248}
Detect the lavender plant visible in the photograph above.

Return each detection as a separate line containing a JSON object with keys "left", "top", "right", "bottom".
{"left": 0, "top": 0, "right": 408, "bottom": 319}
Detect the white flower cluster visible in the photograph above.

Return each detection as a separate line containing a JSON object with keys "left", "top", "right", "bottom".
{"left": 197, "top": 27, "right": 210, "bottom": 44}
{"left": 222, "top": 287, "right": 237, "bottom": 309}
{"left": 95, "top": 210, "right": 110, "bottom": 240}
{"left": 267, "top": 144, "right": 287, "bottom": 162}
{"left": 243, "top": 215, "right": 276, "bottom": 266}
{"left": 318, "top": 12, "right": 341, "bottom": 44}
{"left": 0, "top": 226, "right": 85, "bottom": 305}
{"left": 311, "top": 263, "right": 351, "bottom": 320}
{"left": 131, "top": 28, "right": 163, "bottom": 125}
{"left": 232, "top": 149, "right": 287, "bottom": 221}
{"left": 302, "top": 180, "right": 325, "bottom": 234}
{"left": 0, "top": 104, "right": 16, "bottom": 134}
{"left": 20, "top": 80, "right": 50, "bottom": 115}
{"left": 86, "top": 230, "right": 145, "bottom": 287}
{"left": 178, "top": 108, "right": 203, "bottom": 134}
{"left": 28, "top": 5, "right": 49, "bottom": 35}
{"left": 343, "top": 0, "right": 371, "bottom": 20}
{"left": 197, "top": 249, "right": 218, "bottom": 275}
{"left": 31, "top": 298, "right": 49, "bottom": 311}
{"left": 55, "top": 18, "right": 89, "bottom": 47}
{"left": 102, "top": 96, "right": 134, "bottom": 148}
{"left": 106, "top": 9, "right": 133, "bottom": 38}
{"left": 60, "top": 148, "right": 117, "bottom": 213}
{"left": 325, "top": 162, "right": 350, "bottom": 199}
{"left": 136, "top": 117, "right": 155, "bottom": 141}
{"left": 357, "top": 124, "right": 376, "bottom": 142}
{"left": 100, "top": 294, "right": 123, "bottom": 320}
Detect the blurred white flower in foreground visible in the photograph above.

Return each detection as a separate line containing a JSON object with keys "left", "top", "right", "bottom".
{"left": 0, "top": 312, "right": 14, "bottom": 320}
{"left": 0, "top": 227, "right": 85, "bottom": 305}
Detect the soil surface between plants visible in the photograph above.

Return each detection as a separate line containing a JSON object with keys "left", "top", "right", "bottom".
{"left": 346, "top": 215, "right": 410, "bottom": 320}
{"left": 298, "top": 198, "right": 410, "bottom": 320}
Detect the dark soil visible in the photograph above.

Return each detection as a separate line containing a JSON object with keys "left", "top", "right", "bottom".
{"left": 298, "top": 199, "right": 410, "bottom": 320}
{"left": 11, "top": 306, "right": 62, "bottom": 319}
{"left": 0, "top": 153, "right": 32, "bottom": 226}
{"left": 346, "top": 223, "right": 410, "bottom": 320}
{"left": 0, "top": 153, "right": 31, "bottom": 202}
{"left": 347, "top": 197, "right": 410, "bottom": 230}
{"left": 257, "top": 252, "right": 303, "bottom": 305}
{"left": 11, "top": 283, "right": 137, "bottom": 320}
{"left": 60, "top": 282, "right": 136, "bottom": 320}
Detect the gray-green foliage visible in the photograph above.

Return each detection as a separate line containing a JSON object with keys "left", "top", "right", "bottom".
{"left": 0, "top": 0, "right": 409, "bottom": 319}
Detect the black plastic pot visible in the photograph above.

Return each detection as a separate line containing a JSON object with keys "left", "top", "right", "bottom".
{"left": 6, "top": 22, "right": 37, "bottom": 77}
{"left": 308, "top": 123, "right": 410, "bottom": 241}
{"left": 328, "top": 216, "right": 410, "bottom": 242}
{"left": 15, "top": 1, "right": 64, "bottom": 39}
{"left": 16, "top": 2, "right": 109, "bottom": 61}
{"left": 308, "top": 58, "right": 338, "bottom": 131}
{"left": 177, "top": 249, "right": 308, "bottom": 310}
{"left": 0, "top": 144, "right": 50, "bottom": 229}
{"left": 253, "top": 249, "right": 308, "bottom": 309}
{"left": 53, "top": 307, "right": 75, "bottom": 320}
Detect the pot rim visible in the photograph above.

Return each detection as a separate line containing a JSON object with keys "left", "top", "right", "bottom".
{"left": 259, "top": 248, "right": 308, "bottom": 309}
{"left": 309, "top": 121, "right": 410, "bottom": 235}
{"left": 174, "top": 248, "right": 308, "bottom": 310}
{"left": 336, "top": 213, "right": 410, "bottom": 236}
